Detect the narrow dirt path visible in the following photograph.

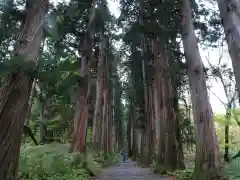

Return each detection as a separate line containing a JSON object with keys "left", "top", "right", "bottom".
{"left": 99, "top": 160, "right": 175, "bottom": 180}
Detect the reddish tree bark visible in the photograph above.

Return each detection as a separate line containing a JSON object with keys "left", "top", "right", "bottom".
{"left": 70, "top": 1, "right": 96, "bottom": 153}
{"left": 0, "top": 0, "right": 48, "bottom": 179}
{"left": 92, "top": 36, "right": 104, "bottom": 150}
{"left": 70, "top": 32, "right": 93, "bottom": 153}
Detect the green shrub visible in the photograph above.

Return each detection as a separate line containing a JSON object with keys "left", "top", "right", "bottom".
{"left": 172, "top": 153, "right": 240, "bottom": 180}
{"left": 19, "top": 143, "right": 120, "bottom": 180}
{"left": 19, "top": 143, "right": 94, "bottom": 180}
{"left": 92, "top": 151, "right": 119, "bottom": 167}
{"left": 173, "top": 170, "right": 192, "bottom": 180}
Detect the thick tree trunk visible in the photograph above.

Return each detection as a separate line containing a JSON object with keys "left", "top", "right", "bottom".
{"left": 92, "top": 39, "right": 104, "bottom": 150}
{"left": 158, "top": 49, "right": 178, "bottom": 171}
{"left": 102, "top": 87, "right": 108, "bottom": 159}
{"left": 217, "top": 0, "right": 240, "bottom": 99}
{"left": 70, "top": 81, "right": 89, "bottom": 152}
{"left": 70, "top": 45, "right": 92, "bottom": 153}
{"left": 0, "top": 74, "right": 33, "bottom": 179}
{"left": 152, "top": 39, "right": 182, "bottom": 171}
{"left": 127, "top": 104, "right": 133, "bottom": 157}
{"left": 97, "top": 30, "right": 109, "bottom": 159}
{"left": 181, "top": 0, "right": 222, "bottom": 179}
{"left": 152, "top": 39, "right": 161, "bottom": 159}
{"left": 139, "top": 37, "right": 151, "bottom": 166}
{"left": 111, "top": 76, "right": 117, "bottom": 151}
{"left": 149, "top": 87, "right": 155, "bottom": 159}
{"left": 92, "top": 78, "right": 102, "bottom": 150}
{"left": 107, "top": 90, "right": 113, "bottom": 154}
{"left": 131, "top": 102, "right": 138, "bottom": 160}
{"left": 0, "top": 0, "right": 48, "bottom": 179}
{"left": 70, "top": 0, "right": 96, "bottom": 153}
{"left": 173, "top": 92, "right": 185, "bottom": 169}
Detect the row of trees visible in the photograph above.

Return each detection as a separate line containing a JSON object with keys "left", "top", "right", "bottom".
{"left": 0, "top": 0, "right": 124, "bottom": 179}
{"left": 0, "top": 0, "right": 239, "bottom": 180}
{"left": 119, "top": 0, "right": 240, "bottom": 179}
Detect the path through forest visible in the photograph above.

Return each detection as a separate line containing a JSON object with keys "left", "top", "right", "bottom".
{"left": 99, "top": 160, "right": 175, "bottom": 180}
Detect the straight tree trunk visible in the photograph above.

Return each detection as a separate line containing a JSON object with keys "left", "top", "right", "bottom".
{"left": 217, "top": 0, "right": 240, "bottom": 100}
{"left": 92, "top": 35, "right": 104, "bottom": 150}
{"left": 153, "top": 39, "right": 183, "bottom": 171}
{"left": 152, "top": 39, "right": 161, "bottom": 159}
{"left": 140, "top": 37, "right": 151, "bottom": 166}
{"left": 70, "top": 1, "right": 95, "bottom": 153}
{"left": 111, "top": 74, "right": 117, "bottom": 151}
{"left": 70, "top": 33, "right": 92, "bottom": 152}
{"left": 102, "top": 45, "right": 109, "bottom": 159}
{"left": 0, "top": 1, "right": 48, "bottom": 179}
{"left": 127, "top": 103, "right": 133, "bottom": 157}
{"left": 181, "top": 0, "right": 222, "bottom": 179}
{"left": 173, "top": 91, "right": 185, "bottom": 169}
{"left": 158, "top": 45, "right": 178, "bottom": 171}
{"left": 131, "top": 101, "right": 138, "bottom": 160}
{"left": 129, "top": 45, "right": 138, "bottom": 159}
{"left": 102, "top": 83, "right": 108, "bottom": 159}
{"left": 107, "top": 67, "right": 114, "bottom": 154}
{"left": 149, "top": 86, "right": 155, "bottom": 159}
{"left": 107, "top": 95, "right": 113, "bottom": 154}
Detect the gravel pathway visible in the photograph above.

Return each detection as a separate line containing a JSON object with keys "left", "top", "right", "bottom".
{"left": 99, "top": 160, "right": 176, "bottom": 180}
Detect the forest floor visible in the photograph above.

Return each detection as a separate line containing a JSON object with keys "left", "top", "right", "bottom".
{"left": 99, "top": 160, "right": 175, "bottom": 180}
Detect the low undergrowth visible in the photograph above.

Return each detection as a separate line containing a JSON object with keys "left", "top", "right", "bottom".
{"left": 153, "top": 152, "right": 240, "bottom": 180}
{"left": 19, "top": 143, "right": 119, "bottom": 180}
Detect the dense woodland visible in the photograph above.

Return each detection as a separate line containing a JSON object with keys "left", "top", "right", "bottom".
{"left": 0, "top": 0, "right": 240, "bottom": 179}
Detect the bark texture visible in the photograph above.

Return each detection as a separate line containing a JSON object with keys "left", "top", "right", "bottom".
{"left": 152, "top": 39, "right": 184, "bottom": 171}
{"left": 70, "top": 1, "right": 95, "bottom": 152}
{"left": 217, "top": 0, "right": 240, "bottom": 99}
{"left": 70, "top": 32, "right": 93, "bottom": 152}
{"left": 181, "top": 0, "right": 222, "bottom": 179}
{"left": 92, "top": 32, "right": 105, "bottom": 150}
{"left": 101, "top": 33, "right": 110, "bottom": 159}
{"left": 152, "top": 39, "right": 161, "bottom": 159}
{"left": 158, "top": 46, "right": 179, "bottom": 171}
{"left": 0, "top": 0, "right": 48, "bottom": 179}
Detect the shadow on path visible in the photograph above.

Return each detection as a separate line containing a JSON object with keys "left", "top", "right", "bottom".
{"left": 99, "top": 160, "right": 175, "bottom": 180}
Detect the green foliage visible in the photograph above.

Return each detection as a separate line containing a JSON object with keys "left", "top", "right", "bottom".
{"left": 19, "top": 143, "right": 89, "bottom": 180}
{"left": 170, "top": 153, "right": 240, "bottom": 180}
{"left": 87, "top": 128, "right": 93, "bottom": 147}
{"left": 94, "top": 151, "right": 120, "bottom": 167}
{"left": 19, "top": 143, "right": 119, "bottom": 180}
{"left": 213, "top": 113, "right": 240, "bottom": 155}
{"left": 173, "top": 170, "right": 192, "bottom": 180}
